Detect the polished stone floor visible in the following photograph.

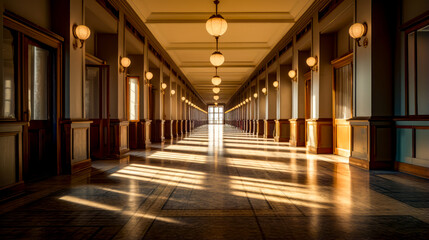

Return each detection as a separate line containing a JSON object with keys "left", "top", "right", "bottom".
{"left": 1, "top": 125, "right": 429, "bottom": 239}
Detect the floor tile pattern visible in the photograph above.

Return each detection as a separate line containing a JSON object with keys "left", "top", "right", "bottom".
{"left": 0, "top": 125, "right": 428, "bottom": 239}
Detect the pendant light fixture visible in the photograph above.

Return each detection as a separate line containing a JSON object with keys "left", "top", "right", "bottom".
{"left": 211, "top": 67, "right": 222, "bottom": 86}
{"left": 210, "top": 37, "right": 224, "bottom": 67}
{"left": 213, "top": 87, "right": 220, "bottom": 94}
{"left": 206, "top": 0, "right": 228, "bottom": 37}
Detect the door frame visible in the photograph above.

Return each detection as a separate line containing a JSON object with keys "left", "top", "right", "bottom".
{"left": 4, "top": 13, "right": 63, "bottom": 176}
{"left": 331, "top": 52, "right": 353, "bottom": 157}
{"left": 85, "top": 58, "right": 110, "bottom": 158}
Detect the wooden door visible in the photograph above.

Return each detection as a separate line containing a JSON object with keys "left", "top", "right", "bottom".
{"left": 24, "top": 38, "right": 55, "bottom": 181}
{"left": 332, "top": 53, "right": 353, "bottom": 157}
{"left": 85, "top": 64, "right": 109, "bottom": 158}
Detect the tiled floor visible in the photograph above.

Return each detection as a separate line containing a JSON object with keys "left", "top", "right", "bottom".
{"left": 1, "top": 125, "right": 429, "bottom": 239}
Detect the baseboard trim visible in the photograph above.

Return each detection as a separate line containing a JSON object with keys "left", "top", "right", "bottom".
{"left": 395, "top": 161, "right": 429, "bottom": 179}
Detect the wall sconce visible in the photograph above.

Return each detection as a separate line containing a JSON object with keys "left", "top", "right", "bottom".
{"left": 288, "top": 70, "right": 297, "bottom": 81}
{"left": 248, "top": 97, "right": 252, "bottom": 101}
{"left": 212, "top": 87, "right": 220, "bottom": 94}
{"left": 170, "top": 89, "right": 176, "bottom": 96}
{"left": 145, "top": 71, "right": 153, "bottom": 85}
{"left": 185, "top": 100, "right": 189, "bottom": 103}
{"left": 349, "top": 22, "right": 368, "bottom": 48}
{"left": 182, "top": 97, "right": 186, "bottom": 102}
{"left": 120, "top": 57, "right": 131, "bottom": 73}
{"left": 253, "top": 93, "right": 258, "bottom": 99}
{"left": 261, "top": 87, "right": 267, "bottom": 95}
{"left": 161, "top": 83, "right": 167, "bottom": 94}
{"left": 245, "top": 99, "right": 249, "bottom": 103}
{"left": 306, "top": 56, "right": 318, "bottom": 71}
{"left": 72, "top": 24, "right": 91, "bottom": 49}
{"left": 273, "top": 80, "right": 279, "bottom": 89}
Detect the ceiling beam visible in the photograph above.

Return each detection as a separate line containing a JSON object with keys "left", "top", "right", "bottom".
{"left": 146, "top": 12, "right": 295, "bottom": 24}
{"left": 166, "top": 42, "right": 271, "bottom": 50}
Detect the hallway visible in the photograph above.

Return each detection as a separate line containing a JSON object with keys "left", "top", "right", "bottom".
{"left": 0, "top": 125, "right": 428, "bottom": 239}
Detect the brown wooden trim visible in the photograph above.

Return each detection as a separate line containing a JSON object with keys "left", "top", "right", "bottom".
{"left": 349, "top": 157, "right": 369, "bottom": 169}
{"left": 395, "top": 161, "right": 429, "bottom": 179}
{"left": 71, "top": 159, "right": 91, "bottom": 174}
{"left": 400, "top": 10, "right": 429, "bottom": 31}
{"left": 395, "top": 125, "right": 429, "bottom": 129}
{"left": 85, "top": 53, "right": 106, "bottom": 65}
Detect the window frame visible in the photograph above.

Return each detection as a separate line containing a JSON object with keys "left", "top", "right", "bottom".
{"left": 126, "top": 76, "right": 140, "bottom": 122}
{"left": 404, "top": 18, "right": 429, "bottom": 118}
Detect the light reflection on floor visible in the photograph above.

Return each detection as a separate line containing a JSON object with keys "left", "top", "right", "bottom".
{"left": 1, "top": 124, "right": 428, "bottom": 239}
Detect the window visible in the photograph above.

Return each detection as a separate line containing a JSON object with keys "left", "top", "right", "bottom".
{"left": 406, "top": 21, "right": 429, "bottom": 116}
{"left": 1, "top": 27, "right": 16, "bottom": 119}
{"left": 208, "top": 105, "right": 224, "bottom": 124}
{"left": 127, "top": 77, "right": 139, "bottom": 121}
{"left": 334, "top": 64, "right": 353, "bottom": 119}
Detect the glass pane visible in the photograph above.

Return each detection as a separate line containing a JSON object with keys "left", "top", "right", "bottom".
{"left": 335, "top": 64, "right": 352, "bottom": 119}
{"left": 408, "top": 32, "right": 416, "bottom": 115}
{"left": 129, "top": 77, "right": 139, "bottom": 120}
{"left": 1, "top": 27, "right": 16, "bottom": 119}
{"left": 29, "top": 45, "right": 50, "bottom": 120}
{"left": 417, "top": 25, "right": 429, "bottom": 115}
{"left": 85, "top": 66, "right": 100, "bottom": 119}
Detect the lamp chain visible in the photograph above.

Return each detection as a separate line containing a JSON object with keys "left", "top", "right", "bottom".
{"left": 215, "top": 36, "right": 219, "bottom": 51}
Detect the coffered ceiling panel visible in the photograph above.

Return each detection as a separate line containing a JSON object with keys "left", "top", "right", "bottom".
{"left": 127, "top": 0, "right": 314, "bottom": 104}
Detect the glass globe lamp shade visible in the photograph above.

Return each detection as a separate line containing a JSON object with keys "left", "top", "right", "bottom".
{"left": 210, "top": 51, "right": 225, "bottom": 67}
{"left": 161, "top": 83, "right": 167, "bottom": 90}
{"left": 261, "top": 88, "right": 267, "bottom": 94}
{"left": 273, "top": 81, "right": 279, "bottom": 88}
{"left": 245, "top": 99, "right": 249, "bottom": 103}
{"left": 306, "top": 57, "right": 317, "bottom": 67}
{"left": 120, "top": 57, "right": 131, "bottom": 68}
{"left": 74, "top": 25, "right": 91, "bottom": 40}
{"left": 206, "top": 15, "right": 228, "bottom": 37}
{"left": 212, "top": 87, "right": 220, "bottom": 94}
{"left": 288, "top": 70, "right": 297, "bottom": 79}
{"left": 253, "top": 93, "right": 258, "bottom": 98}
{"left": 213, "top": 95, "right": 219, "bottom": 101}
{"left": 145, "top": 71, "right": 153, "bottom": 80}
{"left": 349, "top": 23, "right": 367, "bottom": 39}
{"left": 170, "top": 90, "right": 176, "bottom": 95}
{"left": 211, "top": 75, "right": 222, "bottom": 86}
{"left": 181, "top": 97, "right": 186, "bottom": 101}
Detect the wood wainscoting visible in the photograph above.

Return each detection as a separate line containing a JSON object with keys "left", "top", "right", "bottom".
{"left": 395, "top": 123, "right": 429, "bottom": 179}
{"left": 151, "top": 119, "right": 163, "bottom": 143}
{"left": 130, "top": 121, "right": 146, "bottom": 149}
{"left": 349, "top": 119, "right": 393, "bottom": 170}
{"left": 306, "top": 119, "right": 333, "bottom": 154}
{"left": 164, "top": 120, "right": 171, "bottom": 139}
{"left": 274, "top": 119, "right": 290, "bottom": 142}
{"left": 110, "top": 120, "right": 130, "bottom": 157}
{"left": 264, "top": 119, "right": 275, "bottom": 138}
{"left": 0, "top": 123, "right": 24, "bottom": 198}
{"left": 289, "top": 119, "right": 305, "bottom": 146}
{"left": 252, "top": 120, "right": 257, "bottom": 135}
{"left": 171, "top": 120, "right": 177, "bottom": 138}
{"left": 257, "top": 120, "right": 264, "bottom": 136}
{"left": 62, "top": 121, "right": 92, "bottom": 174}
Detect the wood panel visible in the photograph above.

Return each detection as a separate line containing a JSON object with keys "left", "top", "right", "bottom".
{"left": 0, "top": 124, "right": 23, "bottom": 192}
{"left": 62, "top": 121, "right": 91, "bottom": 174}
{"left": 151, "top": 119, "right": 163, "bottom": 143}
{"left": 109, "top": 120, "right": 129, "bottom": 157}
{"left": 334, "top": 120, "right": 351, "bottom": 156}
{"left": 164, "top": 120, "right": 171, "bottom": 139}
{"left": 137, "top": 121, "right": 146, "bottom": 149}
{"left": 129, "top": 122, "right": 138, "bottom": 149}
{"left": 349, "top": 119, "right": 393, "bottom": 170}
{"left": 306, "top": 119, "right": 333, "bottom": 154}
{"left": 289, "top": 119, "right": 305, "bottom": 146}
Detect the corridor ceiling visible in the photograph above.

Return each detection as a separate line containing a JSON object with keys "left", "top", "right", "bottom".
{"left": 127, "top": 0, "right": 315, "bottom": 104}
